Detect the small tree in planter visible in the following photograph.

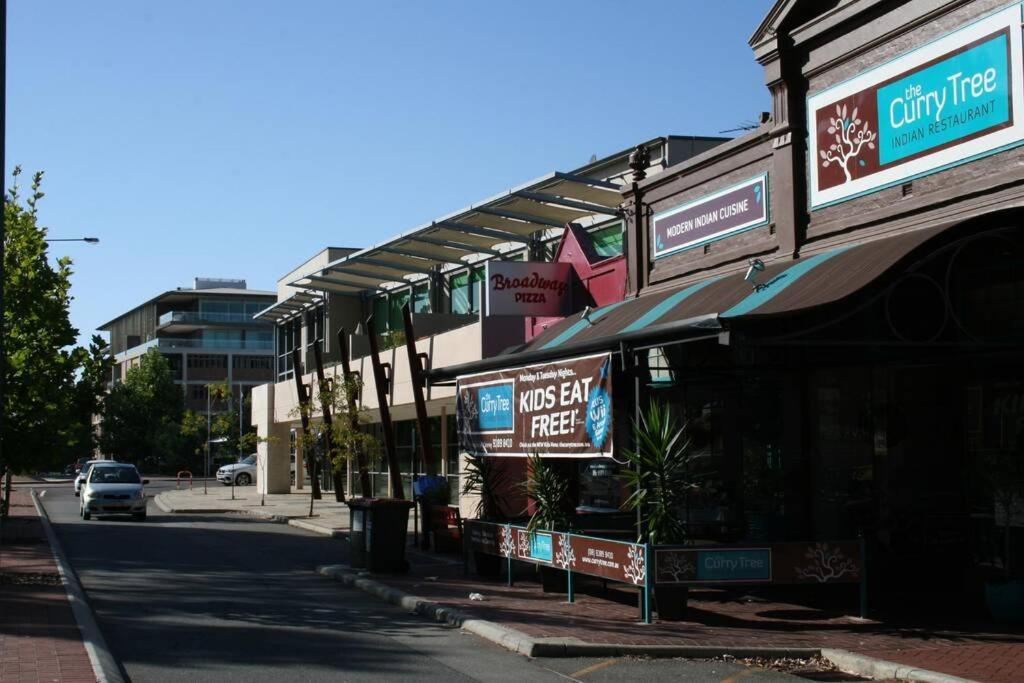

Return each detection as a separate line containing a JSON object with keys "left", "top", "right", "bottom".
{"left": 462, "top": 452, "right": 509, "bottom": 576}
{"left": 523, "top": 453, "right": 571, "bottom": 592}
{"left": 984, "top": 446, "right": 1024, "bottom": 623}
{"left": 620, "top": 400, "right": 707, "bottom": 620}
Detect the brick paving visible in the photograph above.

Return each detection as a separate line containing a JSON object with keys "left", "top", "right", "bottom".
{"left": 0, "top": 489, "right": 96, "bottom": 683}
{"left": 373, "top": 547, "right": 1024, "bottom": 682}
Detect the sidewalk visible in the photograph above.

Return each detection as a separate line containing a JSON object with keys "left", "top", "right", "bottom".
{"left": 0, "top": 488, "right": 96, "bottom": 683}
{"left": 157, "top": 488, "right": 1024, "bottom": 683}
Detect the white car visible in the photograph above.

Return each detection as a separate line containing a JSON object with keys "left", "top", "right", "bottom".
{"left": 217, "top": 454, "right": 257, "bottom": 486}
{"left": 74, "top": 459, "right": 111, "bottom": 497}
{"left": 80, "top": 463, "right": 149, "bottom": 521}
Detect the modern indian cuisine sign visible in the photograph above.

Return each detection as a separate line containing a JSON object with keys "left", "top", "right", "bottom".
{"left": 651, "top": 174, "right": 768, "bottom": 259}
{"left": 485, "top": 261, "right": 572, "bottom": 316}
{"left": 457, "top": 353, "right": 613, "bottom": 457}
{"left": 808, "top": 5, "right": 1024, "bottom": 208}
{"left": 655, "top": 541, "right": 862, "bottom": 585}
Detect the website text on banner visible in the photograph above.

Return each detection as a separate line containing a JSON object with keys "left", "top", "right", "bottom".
{"left": 456, "top": 353, "right": 614, "bottom": 457}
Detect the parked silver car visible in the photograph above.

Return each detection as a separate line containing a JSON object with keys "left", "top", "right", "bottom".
{"left": 217, "top": 454, "right": 257, "bottom": 486}
{"left": 80, "top": 463, "right": 148, "bottom": 521}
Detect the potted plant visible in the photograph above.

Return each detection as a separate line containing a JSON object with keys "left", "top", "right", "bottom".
{"left": 523, "top": 453, "right": 571, "bottom": 593}
{"left": 620, "top": 400, "right": 706, "bottom": 620}
{"left": 984, "top": 446, "right": 1024, "bottom": 623}
{"left": 461, "top": 452, "right": 509, "bottom": 577}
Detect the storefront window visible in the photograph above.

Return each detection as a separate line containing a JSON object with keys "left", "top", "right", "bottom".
{"left": 589, "top": 222, "right": 624, "bottom": 258}
{"left": 412, "top": 282, "right": 430, "bottom": 314}
{"left": 450, "top": 267, "right": 484, "bottom": 314}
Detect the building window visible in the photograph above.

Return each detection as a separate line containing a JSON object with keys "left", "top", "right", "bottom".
{"left": 412, "top": 283, "right": 430, "bottom": 314}
{"left": 589, "top": 222, "right": 624, "bottom": 258}
{"left": 187, "top": 354, "right": 228, "bottom": 369}
{"left": 276, "top": 318, "right": 300, "bottom": 380}
{"left": 371, "top": 290, "right": 413, "bottom": 335}
{"left": 232, "top": 355, "right": 272, "bottom": 370}
{"left": 449, "top": 267, "right": 484, "bottom": 314}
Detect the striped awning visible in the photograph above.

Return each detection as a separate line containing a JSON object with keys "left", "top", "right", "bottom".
{"left": 429, "top": 223, "right": 955, "bottom": 380}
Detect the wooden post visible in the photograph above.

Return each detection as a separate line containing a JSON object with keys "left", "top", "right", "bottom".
{"left": 401, "top": 304, "right": 436, "bottom": 476}
{"left": 312, "top": 342, "right": 344, "bottom": 503}
{"left": 291, "top": 349, "right": 321, "bottom": 501}
{"left": 365, "top": 315, "right": 404, "bottom": 499}
{"left": 338, "top": 327, "right": 372, "bottom": 497}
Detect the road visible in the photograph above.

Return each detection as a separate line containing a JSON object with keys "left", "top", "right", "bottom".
{"left": 34, "top": 478, "right": 816, "bottom": 682}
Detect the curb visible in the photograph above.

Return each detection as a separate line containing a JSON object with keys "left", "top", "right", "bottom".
{"left": 821, "top": 649, "right": 976, "bottom": 683}
{"left": 153, "top": 492, "right": 346, "bottom": 538}
{"left": 31, "top": 490, "right": 127, "bottom": 683}
{"left": 315, "top": 564, "right": 979, "bottom": 681}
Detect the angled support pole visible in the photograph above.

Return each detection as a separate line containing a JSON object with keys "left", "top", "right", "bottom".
{"left": 401, "top": 303, "right": 436, "bottom": 477}
{"left": 338, "top": 327, "right": 372, "bottom": 497}
{"left": 312, "top": 342, "right": 345, "bottom": 503}
{"left": 291, "top": 349, "right": 321, "bottom": 501}
{"left": 366, "top": 315, "right": 404, "bottom": 500}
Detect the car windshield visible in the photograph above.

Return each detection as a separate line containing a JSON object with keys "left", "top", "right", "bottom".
{"left": 242, "top": 455, "right": 256, "bottom": 465}
{"left": 89, "top": 467, "right": 141, "bottom": 484}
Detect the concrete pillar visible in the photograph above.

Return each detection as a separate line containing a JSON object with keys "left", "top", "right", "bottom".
{"left": 251, "top": 382, "right": 291, "bottom": 494}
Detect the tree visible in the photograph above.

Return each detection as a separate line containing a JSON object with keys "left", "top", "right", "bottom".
{"left": 206, "top": 381, "right": 258, "bottom": 463}
{"left": 99, "top": 349, "right": 184, "bottom": 470}
{"left": 3, "top": 168, "right": 87, "bottom": 473}
{"left": 59, "top": 335, "right": 115, "bottom": 464}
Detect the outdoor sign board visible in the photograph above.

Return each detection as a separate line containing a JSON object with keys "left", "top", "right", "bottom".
{"left": 655, "top": 541, "right": 862, "bottom": 585}
{"left": 808, "top": 5, "right": 1024, "bottom": 208}
{"left": 464, "top": 521, "right": 648, "bottom": 588}
{"left": 651, "top": 174, "right": 768, "bottom": 259}
{"left": 457, "top": 353, "right": 613, "bottom": 457}
{"left": 485, "top": 261, "right": 573, "bottom": 317}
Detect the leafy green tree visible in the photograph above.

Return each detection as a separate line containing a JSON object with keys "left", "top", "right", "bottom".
{"left": 3, "top": 168, "right": 86, "bottom": 473}
{"left": 99, "top": 349, "right": 184, "bottom": 470}
{"left": 59, "top": 335, "right": 115, "bottom": 464}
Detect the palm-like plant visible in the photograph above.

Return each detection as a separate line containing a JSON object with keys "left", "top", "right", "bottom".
{"left": 523, "top": 453, "right": 571, "bottom": 533}
{"left": 621, "top": 401, "right": 704, "bottom": 545}
{"left": 461, "top": 452, "right": 509, "bottom": 521}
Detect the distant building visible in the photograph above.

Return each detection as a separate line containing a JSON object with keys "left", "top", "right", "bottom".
{"left": 98, "top": 277, "right": 277, "bottom": 414}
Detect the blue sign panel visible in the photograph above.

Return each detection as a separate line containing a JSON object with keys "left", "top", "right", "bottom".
{"left": 696, "top": 549, "right": 772, "bottom": 582}
{"left": 476, "top": 383, "right": 514, "bottom": 431}
{"left": 529, "top": 532, "right": 553, "bottom": 563}
{"left": 877, "top": 33, "right": 1010, "bottom": 165}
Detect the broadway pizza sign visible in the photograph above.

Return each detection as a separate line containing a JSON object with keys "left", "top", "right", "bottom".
{"left": 457, "top": 353, "right": 613, "bottom": 457}
{"left": 808, "top": 5, "right": 1024, "bottom": 208}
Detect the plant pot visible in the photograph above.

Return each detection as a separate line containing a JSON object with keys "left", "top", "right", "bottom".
{"left": 474, "top": 551, "right": 503, "bottom": 578}
{"left": 985, "top": 579, "right": 1024, "bottom": 623}
{"left": 540, "top": 566, "right": 568, "bottom": 593}
{"left": 655, "top": 585, "right": 689, "bottom": 621}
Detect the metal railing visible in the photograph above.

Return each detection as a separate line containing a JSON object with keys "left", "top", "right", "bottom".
{"left": 159, "top": 310, "right": 261, "bottom": 326}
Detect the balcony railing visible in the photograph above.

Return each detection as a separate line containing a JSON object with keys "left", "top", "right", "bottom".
{"left": 158, "top": 338, "right": 273, "bottom": 351}
{"left": 158, "top": 310, "right": 259, "bottom": 326}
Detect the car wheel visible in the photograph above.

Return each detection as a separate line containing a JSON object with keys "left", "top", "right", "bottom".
{"left": 235, "top": 472, "right": 252, "bottom": 486}
{"left": 82, "top": 509, "right": 91, "bottom": 520}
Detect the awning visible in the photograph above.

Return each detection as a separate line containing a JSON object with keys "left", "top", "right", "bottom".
{"left": 253, "top": 291, "right": 323, "bottom": 323}
{"left": 285, "top": 141, "right": 677, "bottom": 296}
{"left": 429, "top": 223, "right": 953, "bottom": 380}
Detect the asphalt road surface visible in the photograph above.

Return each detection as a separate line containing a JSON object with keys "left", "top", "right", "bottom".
{"left": 34, "top": 478, "right": 818, "bottom": 682}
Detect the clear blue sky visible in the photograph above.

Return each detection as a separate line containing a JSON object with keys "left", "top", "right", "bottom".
{"left": 7, "top": 0, "right": 775, "bottom": 348}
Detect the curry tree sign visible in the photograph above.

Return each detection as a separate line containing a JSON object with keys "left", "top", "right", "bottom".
{"left": 485, "top": 261, "right": 572, "bottom": 316}
{"left": 808, "top": 4, "right": 1024, "bottom": 208}
{"left": 457, "top": 353, "right": 613, "bottom": 457}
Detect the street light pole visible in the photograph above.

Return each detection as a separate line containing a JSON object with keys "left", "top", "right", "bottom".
{"left": 44, "top": 237, "right": 99, "bottom": 243}
{"left": 204, "top": 388, "right": 210, "bottom": 494}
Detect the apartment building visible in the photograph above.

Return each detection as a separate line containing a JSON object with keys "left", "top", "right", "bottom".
{"left": 99, "top": 277, "right": 277, "bottom": 413}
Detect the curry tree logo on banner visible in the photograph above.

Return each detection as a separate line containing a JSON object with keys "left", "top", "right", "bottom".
{"left": 819, "top": 103, "right": 877, "bottom": 183}
{"left": 808, "top": 4, "right": 1024, "bottom": 208}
